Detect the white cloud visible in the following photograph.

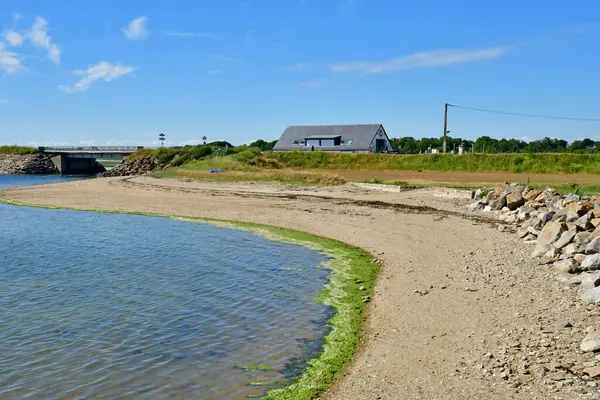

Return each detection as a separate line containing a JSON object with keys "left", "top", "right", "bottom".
{"left": 299, "top": 80, "right": 323, "bottom": 87}
{"left": 27, "top": 16, "right": 60, "bottom": 64}
{"left": 4, "top": 30, "right": 24, "bottom": 46}
{"left": 165, "top": 31, "right": 215, "bottom": 39}
{"left": 207, "top": 70, "right": 221, "bottom": 75}
{"left": 331, "top": 46, "right": 511, "bottom": 74}
{"left": 0, "top": 99, "right": 9, "bottom": 105}
{"left": 12, "top": 13, "right": 22, "bottom": 23}
{"left": 519, "top": 136, "right": 533, "bottom": 143}
{"left": 0, "top": 43, "right": 25, "bottom": 74}
{"left": 59, "top": 61, "right": 136, "bottom": 93}
{"left": 122, "top": 16, "right": 149, "bottom": 40}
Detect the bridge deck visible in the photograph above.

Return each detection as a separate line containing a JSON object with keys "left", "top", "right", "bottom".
{"left": 39, "top": 146, "right": 143, "bottom": 154}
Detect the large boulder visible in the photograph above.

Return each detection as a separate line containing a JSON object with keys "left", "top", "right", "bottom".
{"left": 581, "top": 330, "right": 600, "bottom": 352}
{"left": 554, "top": 229, "right": 577, "bottom": 249}
{"left": 586, "top": 237, "right": 600, "bottom": 254}
{"left": 554, "top": 258, "right": 580, "bottom": 274}
{"left": 524, "top": 189, "right": 542, "bottom": 202}
{"left": 537, "top": 222, "right": 567, "bottom": 247}
{"left": 506, "top": 191, "right": 525, "bottom": 210}
{"left": 490, "top": 195, "right": 507, "bottom": 210}
{"left": 580, "top": 273, "right": 600, "bottom": 305}
{"left": 581, "top": 254, "right": 600, "bottom": 271}
{"left": 575, "top": 214, "right": 593, "bottom": 230}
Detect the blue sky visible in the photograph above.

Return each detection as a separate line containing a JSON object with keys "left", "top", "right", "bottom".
{"left": 0, "top": 0, "right": 599, "bottom": 147}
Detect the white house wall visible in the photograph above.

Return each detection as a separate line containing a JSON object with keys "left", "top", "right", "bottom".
{"left": 368, "top": 126, "right": 393, "bottom": 152}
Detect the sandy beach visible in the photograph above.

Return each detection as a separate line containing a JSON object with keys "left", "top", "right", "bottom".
{"left": 3, "top": 176, "right": 598, "bottom": 399}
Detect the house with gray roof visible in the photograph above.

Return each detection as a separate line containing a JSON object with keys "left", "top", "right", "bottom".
{"left": 272, "top": 124, "right": 393, "bottom": 153}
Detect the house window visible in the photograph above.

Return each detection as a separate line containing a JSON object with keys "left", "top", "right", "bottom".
{"left": 346, "top": 139, "right": 353, "bottom": 145}
{"left": 321, "top": 139, "right": 335, "bottom": 146}
{"left": 306, "top": 139, "right": 320, "bottom": 147}
{"left": 293, "top": 140, "right": 300, "bottom": 144}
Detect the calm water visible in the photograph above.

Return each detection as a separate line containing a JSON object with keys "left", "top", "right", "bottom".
{"left": 0, "top": 175, "right": 333, "bottom": 399}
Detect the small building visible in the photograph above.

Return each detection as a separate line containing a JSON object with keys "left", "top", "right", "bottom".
{"left": 273, "top": 124, "right": 393, "bottom": 153}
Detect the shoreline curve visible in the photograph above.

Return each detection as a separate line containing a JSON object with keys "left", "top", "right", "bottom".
{"left": 0, "top": 196, "right": 379, "bottom": 400}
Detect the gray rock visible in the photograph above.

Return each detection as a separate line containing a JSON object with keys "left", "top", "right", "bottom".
{"left": 564, "top": 243, "right": 579, "bottom": 256}
{"left": 575, "top": 214, "right": 593, "bottom": 230}
{"left": 581, "top": 331, "right": 600, "bottom": 353}
{"left": 575, "top": 231, "right": 592, "bottom": 246}
{"left": 505, "top": 215, "right": 517, "bottom": 224}
{"left": 523, "top": 234, "right": 538, "bottom": 243}
{"left": 585, "top": 237, "right": 600, "bottom": 254}
{"left": 556, "top": 273, "right": 584, "bottom": 286}
{"left": 469, "top": 201, "right": 484, "bottom": 212}
{"left": 482, "top": 205, "right": 492, "bottom": 213}
{"left": 574, "top": 253, "right": 587, "bottom": 264}
{"left": 540, "top": 211, "right": 556, "bottom": 225}
{"left": 540, "top": 248, "right": 559, "bottom": 264}
{"left": 580, "top": 272, "right": 600, "bottom": 304}
{"left": 553, "top": 229, "right": 577, "bottom": 249}
{"left": 537, "top": 222, "right": 567, "bottom": 247}
{"left": 490, "top": 195, "right": 507, "bottom": 210}
{"left": 581, "top": 254, "right": 600, "bottom": 271}
{"left": 565, "top": 193, "right": 581, "bottom": 203}
{"left": 555, "top": 319, "right": 573, "bottom": 329}
{"left": 532, "top": 245, "right": 552, "bottom": 258}
{"left": 516, "top": 226, "right": 529, "bottom": 238}
{"left": 554, "top": 258, "right": 580, "bottom": 274}
{"left": 506, "top": 191, "right": 525, "bottom": 210}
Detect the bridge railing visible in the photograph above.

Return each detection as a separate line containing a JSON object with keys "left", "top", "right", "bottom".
{"left": 39, "top": 146, "right": 144, "bottom": 153}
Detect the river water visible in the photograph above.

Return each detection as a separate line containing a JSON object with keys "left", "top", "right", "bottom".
{"left": 0, "top": 175, "right": 333, "bottom": 399}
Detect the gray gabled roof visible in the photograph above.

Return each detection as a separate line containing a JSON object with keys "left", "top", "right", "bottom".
{"left": 273, "top": 124, "right": 387, "bottom": 151}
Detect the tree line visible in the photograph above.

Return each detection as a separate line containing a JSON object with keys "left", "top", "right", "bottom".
{"left": 389, "top": 136, "right": 599, "bottom": 154}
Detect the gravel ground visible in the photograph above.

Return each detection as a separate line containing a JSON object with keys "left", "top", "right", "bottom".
{"left": 3, "top": 176, "right": 599, "bottom": 400}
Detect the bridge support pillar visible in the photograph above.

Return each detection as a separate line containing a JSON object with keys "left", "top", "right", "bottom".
{"left": 50, "top": 155, "right": 106, "bottom": 175}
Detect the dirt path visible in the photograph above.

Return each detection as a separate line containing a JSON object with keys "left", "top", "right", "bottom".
{"left": 336, "top": 170, "right": 600, "bottom": 187}
{"left": 3, "top": 177, "right": 598, "bottom": 399}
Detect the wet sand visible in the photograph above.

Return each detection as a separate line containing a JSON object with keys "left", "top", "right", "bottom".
{"left": 2, "top": 176, "right": 597, "bottom": 399}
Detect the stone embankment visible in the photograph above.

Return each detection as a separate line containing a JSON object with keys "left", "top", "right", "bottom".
{"left": 0, "top": 154, "right": 58, "bottom": 174}
{"left": 470, "top": 183, "right": 600, "bottom": 391}
{"left": 101, "top": 155, "right": 159, "bottom": 177}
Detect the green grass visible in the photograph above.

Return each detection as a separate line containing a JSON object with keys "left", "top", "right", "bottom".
{"left": 0, "top": 146, "right": 38, "bottom": 155}
{"left": 0, "top": 197, "right": 379, "bottom": 400}
{"left": 259, "top": 152, "right": 600, "bottom": 174}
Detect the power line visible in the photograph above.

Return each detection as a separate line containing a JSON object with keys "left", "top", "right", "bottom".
{"left": 447, "top": 103, "right": 600, "bottom": 122}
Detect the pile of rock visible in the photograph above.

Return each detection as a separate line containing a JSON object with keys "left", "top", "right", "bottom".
{"left": 101, "top": 155, "right": 159, "bottom": 177}
{"left": 0, "top": 154, "right": 58, "bottom": 174}
{"left": 470, "top": 184, "right": 600, "bottom": 306}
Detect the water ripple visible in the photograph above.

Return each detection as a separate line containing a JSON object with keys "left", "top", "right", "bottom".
{"left": 0, "top": 176, "right": 333, "bottom": 399}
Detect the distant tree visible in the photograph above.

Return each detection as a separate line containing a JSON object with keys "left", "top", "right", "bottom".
{"left": 207, "top": 141, "right": 233, "bottom": 148}
{"left": 249, "top": 139, "right": 277, "bottom": 151}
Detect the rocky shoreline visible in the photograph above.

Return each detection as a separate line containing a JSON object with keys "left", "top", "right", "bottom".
{"left": 469, "top": 183, "right": 600, "bottom": 392}
{"left": 101, "top": 155, "right": 159, "bottom": 177}
{"left": 0, "top": 154, "right": 58, "bottom": 175}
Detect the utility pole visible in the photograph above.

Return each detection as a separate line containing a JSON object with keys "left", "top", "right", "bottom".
{"left": 443, "top": 103, "right": 449, "bottom": 154}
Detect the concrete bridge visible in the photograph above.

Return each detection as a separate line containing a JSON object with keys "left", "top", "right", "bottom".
{"left": 39, "top": 146, "right": 143, "bottom": 174}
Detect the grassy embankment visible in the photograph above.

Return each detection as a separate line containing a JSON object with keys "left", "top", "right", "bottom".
{"left": 0, "top": 146, "right": 38, "bottom": 155}
{"left": 148, "top": 149, "right": 600, "bottom": 193}
{"left": 0, "top": 197, "right": 378, "bottom": 400}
